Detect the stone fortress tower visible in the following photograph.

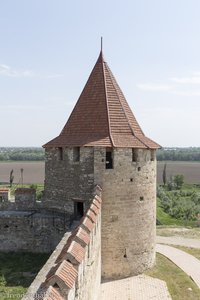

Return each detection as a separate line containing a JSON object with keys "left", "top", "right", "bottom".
{"left": 43, "top": 49, "right": 160, "bottom": 280}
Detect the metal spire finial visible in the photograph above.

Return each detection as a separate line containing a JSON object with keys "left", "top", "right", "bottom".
{"left": 101, "top": 37, "right": 103, "bottom": 52}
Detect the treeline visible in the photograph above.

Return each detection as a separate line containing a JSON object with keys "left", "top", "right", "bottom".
{"left": 1, "top": 147, "right": 200, "bottom": 162}
{"left": 0, "top": 147, "right": 45, "bottom": 161}
{"left": 157, "top": 147, "right": 200, "bottom": 161}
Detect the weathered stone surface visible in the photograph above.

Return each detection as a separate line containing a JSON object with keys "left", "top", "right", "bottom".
{"left": 43, "top": 146, "right": 157, "bottom": 279}
{"left": 0, "top": 188, "right": 9, "bottom": 202}
{"left": 0, "top": 210, "right": 69, "bottom": 252}
{"left": 15, "top": 188, "right": 36, "bottom": 209}
{"left": 44, "top": 147, "right": 94, "bottom": 214}
{"left": 94, "top": 147, "right": 156, "bottom": 279}
{"left": 22, "top": 195, "right": 102, "bottom": 300}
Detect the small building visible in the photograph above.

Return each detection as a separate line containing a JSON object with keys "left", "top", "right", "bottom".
{"left": 0, "top": 188, "right": 9, "bottom": 202}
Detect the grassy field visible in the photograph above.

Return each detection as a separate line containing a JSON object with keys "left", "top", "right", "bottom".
{"left": 0, "top": 161, "right": 45, "bottom": 184}
{"left": 157, "top": 161, "right": 200, "bottom": 184}
{"left": 157, "top": 226, "right": 200, "bottom": 239}
{"left": 1, "top": 160, "right": 200, "bottom": 185}
{"left": 146, "top": 253, "right": 200, "bottom": 300}
{"left": 172, "top": 245, "right": 200, "bottom": 260}
{"left": 0, "top": 252, "right": 50, "bottom": 300}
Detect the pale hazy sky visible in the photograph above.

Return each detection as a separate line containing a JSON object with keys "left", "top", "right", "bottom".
{"left": 1, "top": 1, "right": 200, "bottom": 147}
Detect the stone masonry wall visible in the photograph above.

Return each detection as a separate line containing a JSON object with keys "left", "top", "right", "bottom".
{"left": 0, "top": 211, "right": 69, "bottom": 252}
{"left": 0, "top": 188, "right": 9, "bottom": 202}
{"left": 0, "top": 188, "right": 39, "bottom": 211}
{"left": 22, "top": 193, "right": 102, "bottom": 300}
{"left": 15, "top": 188, "right": 36, "bottom": 209}
{"left": 44, "top": 147, "right": 95, "bottom": 213}
{"left": 94, "top": 147, "right": 156, "bottom": 280}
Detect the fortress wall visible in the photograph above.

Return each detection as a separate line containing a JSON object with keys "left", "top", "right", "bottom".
{"left": 0, "top": 211, "right": 68, "bottom": 252}
{"left": 44, "top": 147, "right": 95, "bottom": 212}
{"left": 0, "top": 188, "right": 10, "bottom": 202}
{"left": 0, "top": 188, "right": 36, "bottom": 211}
{"left": 23, "top": 193, "right": 102, "bottom": 300}
{"left": 15, "top": 188, "right": 36, "bottom": 209}
{"left": 94, "top": 147, "right": 156, "bottom": 279}
{"left": 0, "top": 188, "right": 45, "bottom": 211}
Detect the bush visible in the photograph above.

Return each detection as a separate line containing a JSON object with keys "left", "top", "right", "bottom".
{"left": 157, "top": 184, "right": 200, "bottom": 221}
{"left": 173, "top": 174, "right": 184, "bottom": 189}
{"left": 30, "top": 184, "right": 38, "bottom": 190}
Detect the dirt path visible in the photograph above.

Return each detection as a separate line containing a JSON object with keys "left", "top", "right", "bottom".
{"left": 156, "top": 244, "right": 200, "bottom": 288}
{"left": 157, "top": 235, "right": 200, "bottom": 249}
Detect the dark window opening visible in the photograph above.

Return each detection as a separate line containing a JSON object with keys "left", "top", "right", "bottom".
{"left": 58, "top": 147, "right": 63, "bottom": 161}
{"left": 140, "top": 196, "right": 144, "bottom": 201}
{"left": 132, "top": 149, "right": 138, "bottom": 162}
{"left": 151, "top": 150, "right": 155, "bottom": 161}
{"left": 53, "top": 283, "right": 60, "bottom": 290}
{"left": 73, "top": 147, "right": 80, "bottom": 162}
{"left": 124, "top": 248, "right": 127, "bottom": 258}
{"left": 106, "top": 148, "right": 113, "bottom": 169}
{"left": 74, "top": 201, "right": 84, "bottom": 220}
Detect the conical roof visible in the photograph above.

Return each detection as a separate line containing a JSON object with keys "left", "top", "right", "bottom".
{"left": 44, "top": 52, "right": 160, "bottom": 149}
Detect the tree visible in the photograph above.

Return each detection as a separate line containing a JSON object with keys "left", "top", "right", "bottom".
{"left": 167, "top": 175, "right": 175, "bottom": 191}
{"left": 162, "top": 163, "right": 167, "bottom": 186}
{"left": 20, "top": 168, "right": 24, "bottom": 187}
{"left": 9, "top": 169, "right": 14, "bottom": 187}
{"left": 173, "top": 174, "right": 184, "bottom": 189}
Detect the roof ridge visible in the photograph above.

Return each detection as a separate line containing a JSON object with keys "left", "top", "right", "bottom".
{"left": 133, "top": 134, "right": 149, "bottom": 148}
{"left": 106, "top": 64, "right": 145, "bottom": 136}
{"left": 101, "top": 54, "right": 115, "bottom": 147}
{"left": 105, "top": 63, "right": 148, "bottom": 148}
{"left": 60, "top": 51, "right": 109, "bottom": 137}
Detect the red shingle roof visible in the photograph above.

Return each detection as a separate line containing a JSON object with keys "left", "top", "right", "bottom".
{"left": 80, "top": 216, "right": 95, "bottom": 233}
{"left": 75, "top": 227, "right": 90, "bottom": 246}
{"left": 92, "top": 198, "right": 101, "bottom": 209}
{"left": 95, "top": 195, "right": 102, "bottom": 204}
{"left": 46, "top": 260, "right": 78, "bottom": 290}
{"left": 44, "top": 52, "right": 160, "bottom": 149}
{"left": 44, "top": 286, "right": 64, "bottom": 300}
{"left": 67, "top": 241, "right": 85, "bottom": 264}
{"left": 90, "top": 203, "right": 99, "bottom": 215}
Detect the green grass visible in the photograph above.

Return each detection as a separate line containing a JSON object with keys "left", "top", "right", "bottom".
{"left": 146, "top": 253, "right": 200, "bottom": 300}
{"left": 172, "top": 245, "right": 200, "bottom": 260}
{"left": 157, "top": 205, "right": 184, "bottom": 226}
{"left": 157, "top": 200, "right": 196, "bottom": 226}
{"left": 157, "top": 226, "right": 200, "bottom": 239}
{"left": 0, "top": 252, "right": 50, "bottom": 300}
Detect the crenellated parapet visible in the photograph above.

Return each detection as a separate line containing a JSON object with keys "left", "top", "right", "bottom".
{"left": 23, "top": 192, "right": 102, "bottom": 300}
{"left": 0, "top": 188, "right": 38, "bottom": 211}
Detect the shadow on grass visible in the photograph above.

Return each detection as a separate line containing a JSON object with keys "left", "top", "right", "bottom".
{"left": 0, "top": 252, "right": 50, "bottom": 288}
